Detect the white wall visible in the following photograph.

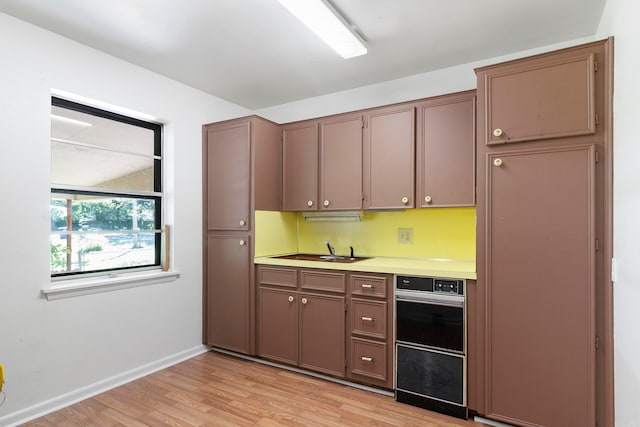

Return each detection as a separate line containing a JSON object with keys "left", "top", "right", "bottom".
{"left": 0, "top": 12, "right": 249, "bottom": 425}
{"left": 254, "top": 37, "right": 597, "bottom": 123}
{"left": 596, "top": 0, "right": 640, "bottom": 425}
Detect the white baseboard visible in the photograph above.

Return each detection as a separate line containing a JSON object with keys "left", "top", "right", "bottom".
{"left": 0, "top": 345, "right": 209, "bottom": 427}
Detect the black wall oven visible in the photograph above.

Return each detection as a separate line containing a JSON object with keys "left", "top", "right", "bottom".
{"left": 395, "top": 275, "right": 467, "bottom": 419}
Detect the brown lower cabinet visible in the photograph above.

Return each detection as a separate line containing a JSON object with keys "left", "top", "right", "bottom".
{"left": 257, "top": 266, "right": 393, "bottom": 389}
{"left": 206, "top": 233, "right": 252, "bottom": 354}
{"left": 257, "top": 266, "right": 346, "bottom": 378}
{"left": 299, "top": 292, "right": 346, "bottom": 377}
{"left": 347, "top": 273, "right": 393, "bottom": 389}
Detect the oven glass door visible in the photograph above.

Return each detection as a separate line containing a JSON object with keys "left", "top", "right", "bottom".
{"left": 396, "top": 299, "right": 464, "bottom": 353}
{"left": 396, "top": 344, "right": 465, "bottom": 405}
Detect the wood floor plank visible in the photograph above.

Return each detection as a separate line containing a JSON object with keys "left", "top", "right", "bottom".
{"left": 56, "top": 399, "right": 116, "bottom": 426}
{"left": 25, "top": 351, "right": 488, "bottom": 427}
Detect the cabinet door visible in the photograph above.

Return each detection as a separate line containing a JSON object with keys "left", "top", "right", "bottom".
{"left": 299, "top": 293, "right": 346, "bottom": 378}
{"left": 282, "top": 121, "right": 318, "bottom": 211}
{"left": 253, "top": 118, "right": 283, "bottom": 211}
{"left": 416, "top": 91, "right": 476, "bottom": 207}
{"left": 205, "top": 234, "right": 252, "bottom": 354}
{"left": 480, "top": 52, "right": 596, "bottom": 145}
{"left": 258, "top": 287, "right": 298, "bottom": 366}
{"left": 363, "top": 105, "right": 415, "bottom": 209}
{"left": 319, "top": 114, "right": 363, "bottom": 210}
{"left": 485, "top": 145, "right": 596, "bottom": 427}
{"left": 205, "top": 122, "right": 250, "bottom": 230}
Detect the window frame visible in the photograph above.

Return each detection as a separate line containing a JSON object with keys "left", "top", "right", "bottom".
{"left": 50, "top": 96, "right": 164, "bottom": 278}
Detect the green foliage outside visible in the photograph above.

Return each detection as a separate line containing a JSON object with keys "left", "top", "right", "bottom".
{"left": 50, "top": 197, "right": 156, "bottom": 232}
{"left": 50, "top": 197, "right": 157, "bottom": 273}
{"left": 50, "top": 243, "right": 68, "bottom": 272}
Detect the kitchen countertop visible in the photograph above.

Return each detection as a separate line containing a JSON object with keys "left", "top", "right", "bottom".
{"left": 254, "top": 255, "right": 476, "bottom": 280}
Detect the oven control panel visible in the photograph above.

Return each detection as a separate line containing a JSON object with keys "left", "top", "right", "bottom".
{"left": 396, "top": 275, "right": 464, "bottom": 296}
{"left": 435, "top": 279, "right": 461, "bottom": 294}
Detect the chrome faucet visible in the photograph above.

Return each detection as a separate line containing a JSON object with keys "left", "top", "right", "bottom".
{"left": 325, "top": 241, "right": 335, "bottom": 257}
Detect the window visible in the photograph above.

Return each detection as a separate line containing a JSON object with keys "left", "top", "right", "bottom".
{"left": 50, "top": 97, "right": 162, "bottom": 277}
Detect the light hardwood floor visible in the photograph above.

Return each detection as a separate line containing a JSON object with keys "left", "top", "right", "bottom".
{"left": 23, "top": 351, "right": 490, "bottom": 426}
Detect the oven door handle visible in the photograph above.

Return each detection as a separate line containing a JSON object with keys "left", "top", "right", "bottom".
{"left": 396, "top": 293, "right": 464, "bottom": 308}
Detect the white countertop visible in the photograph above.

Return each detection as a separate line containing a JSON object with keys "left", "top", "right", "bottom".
{"left": 254, "top": 255, "right": 476, "bottom": 280}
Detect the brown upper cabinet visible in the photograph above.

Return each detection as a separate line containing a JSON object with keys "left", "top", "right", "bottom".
{"left": 205, "top": 120, "right": 251, "bottom": 230}
{"left": 282, "top": 120, "right": 318, "bottom": 211}
{"left": 480, "top": 52, "right": 596, "bottom": 145}
{"left": 283, "top": 114, "right": 363, "bottom": 211}
{"left": 205, "top": 117, "right": 281, "bottom": 230}
{"left": 363, "top": 104, "right": 415, "bottom": 209}
{"left": 319, "top": 113, "right": 363, "bottom": 210}
{"left": 416, "top": 91, "right": 476, "bottom": 207}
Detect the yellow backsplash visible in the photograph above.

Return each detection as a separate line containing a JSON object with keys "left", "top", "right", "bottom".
{"left": 255, "top": 208, "right": 476, "bottom": 261}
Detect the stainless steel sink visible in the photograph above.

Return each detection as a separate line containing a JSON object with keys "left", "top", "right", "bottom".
{"left": 274, "top": 253, "right": 370, "bottom": 263}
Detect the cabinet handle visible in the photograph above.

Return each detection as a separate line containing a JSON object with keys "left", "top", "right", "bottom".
{"left": 301, "top": 297, "right": 308, "bottom": 305}
{"left": 239, "top": 220, "right": 246, "bottom": 226}
{"left": 424, "top": 195, "right": 432, "bottom": 203}
{"left": 493, "top": 128, "right": 503, "bottom": 137}
{"left": 288, "top": 295, "right": 294, "bottom": 302}
{"left": 239, "top": 239, "right": 246, "bottom": 246}
{"left": 493, "top": 158, "right": 503, "bottom": 167}
{"left": 307, "top": 200, "right": 314, "bottom": 207}
{"left": 361, "top": 356, "right": 374, "bottom": 362}
{"left": 361, "top": 316, "right": 374, "bottom": 322}
{"left": 401, "top": 196, "right": 409, "bottom": 204}
{"left": 360, "top": 283, "right": 373, "bottom": 289}
{"left": 323, "top": 200, "right": 330, "bottom": 207}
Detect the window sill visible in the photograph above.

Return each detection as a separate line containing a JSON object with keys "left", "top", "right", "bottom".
{"left": 42, "top": 270, "right": 180, "bottom": 301}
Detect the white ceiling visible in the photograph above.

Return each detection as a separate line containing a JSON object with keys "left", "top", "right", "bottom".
{"left": 0, "top": 0, "right": 607, "bottom": 109}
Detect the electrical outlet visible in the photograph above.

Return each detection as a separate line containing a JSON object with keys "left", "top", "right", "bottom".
{"left": 397, "top": 228, "right": 413, "bottom": 244}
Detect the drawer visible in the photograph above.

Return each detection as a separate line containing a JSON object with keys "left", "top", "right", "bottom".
{"left": 257, "top": 266, "right": 297, "bottom": 288}
{"left": 351, "top": 299, "right": 387, "bottom": 339}
{"left": 350, "top": 337, "right": 387, "bottom": 382}
{"left": 300, "top": 269, "right": 346, "bottom": 293}
{"left": 350, "top": 274, "right": 388, "bottom": 298}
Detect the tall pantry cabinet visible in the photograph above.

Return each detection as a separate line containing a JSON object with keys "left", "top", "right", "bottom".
{"left": 472, "top": 39, "right": 613, "bottom": 427}
{"left": 202, "top": 116, "right": 281, "bottom": 355}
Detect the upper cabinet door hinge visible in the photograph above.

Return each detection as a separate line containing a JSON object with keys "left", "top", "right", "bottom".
{"left": 594, "top": 60, "right": 598, "bottom": 72}
{"left": 595, "top": 336, "right": 600, "bottom": 349}
{"left": 595, "top": 113, "right": 599, "bottom": 127}
{"left": 281, "top": 130, "right": 285, "bottom": 143}
{"left": 595, "top": 151, "right": 599, "bottom": 164}
{"left": 362, "top": 118, "right": 367, "bottom": 129}
{"left": 595, "top": 238, "right": 599, "bottom": 252}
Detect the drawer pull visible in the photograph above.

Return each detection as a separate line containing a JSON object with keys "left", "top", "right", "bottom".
{"left": 360, "top": 283, "right": 373, "bottom": 289}
{"left": 361, "top": 356, "right": 374, "bottom": 362}
{"left": 361, "top": 316, "right": 374, "bottom": 322}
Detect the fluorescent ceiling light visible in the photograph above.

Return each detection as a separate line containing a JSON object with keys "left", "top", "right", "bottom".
{"left": 51, "top": 114, "right": 92, "bottom": 127}
{"left": 277, "top": 0, "right": 367, "bottom": 59}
